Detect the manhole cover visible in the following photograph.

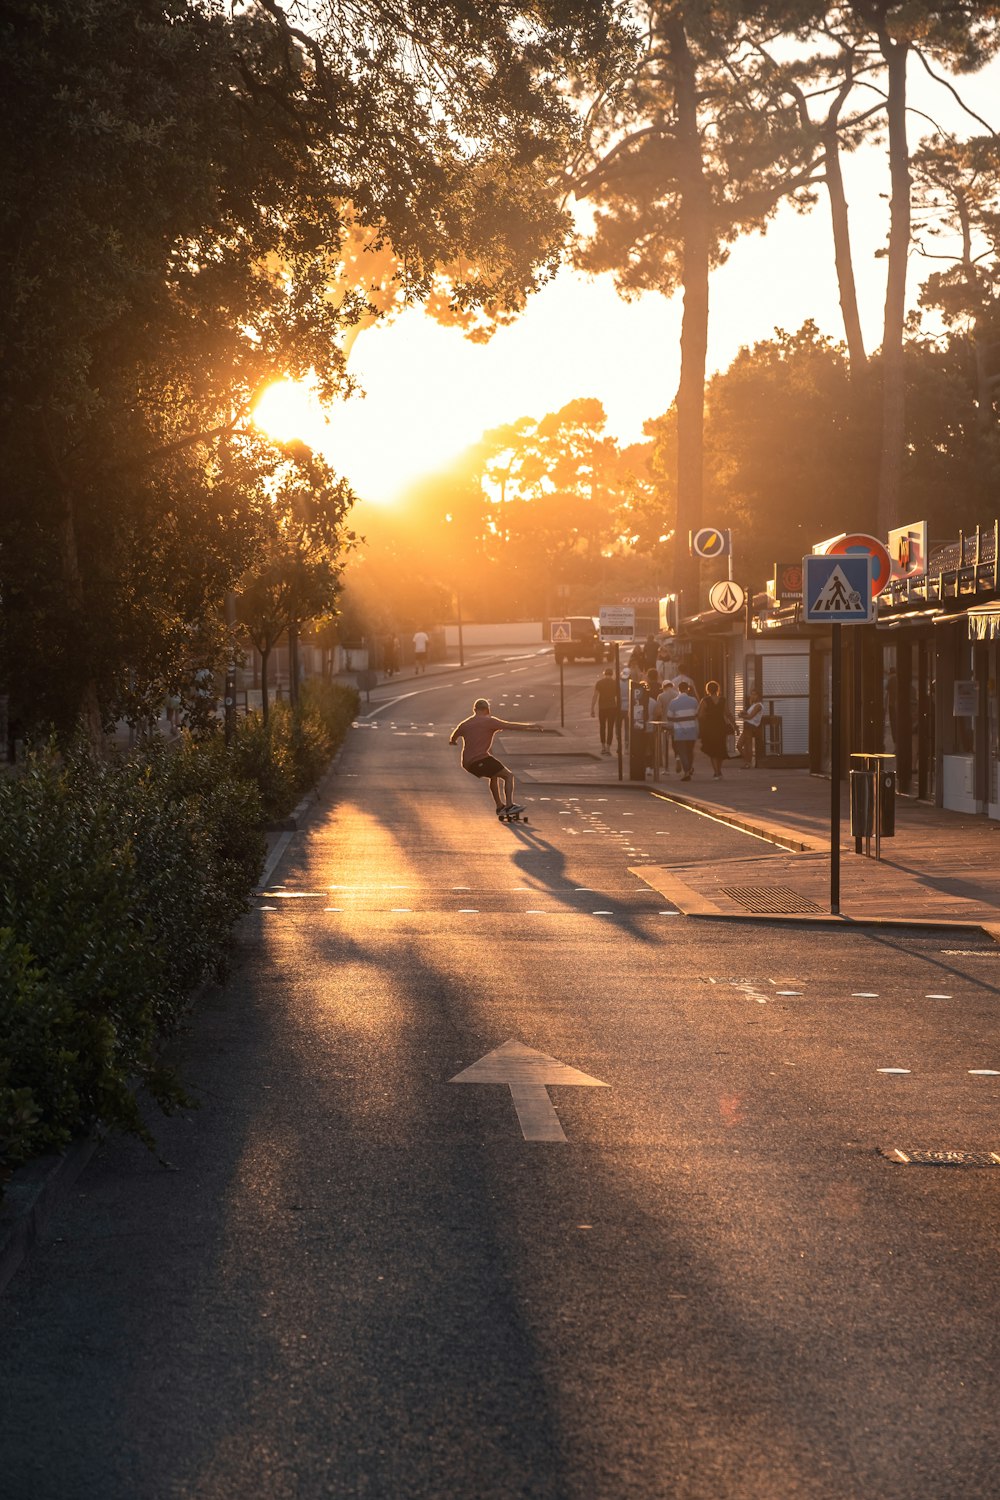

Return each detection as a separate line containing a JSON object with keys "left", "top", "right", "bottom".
{"left": 880, "top": 1147, "right": 1000, "bottom": 1167}
{"left": 720, "top": 884, "right": 824, "bottom": 915}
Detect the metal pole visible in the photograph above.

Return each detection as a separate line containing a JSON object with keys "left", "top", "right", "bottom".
{"left": 615, "top": 641, "right": 623, "bottom": 782}
{"left": 559, "top": 658, "right": 565, "bottom": 729}
{"left": 831, "top": 623, "right": 842, "bottom": 916}
{"left": 456, "top": 585, "right": 465, "bottom": 668}
{"left": 224, "top": 590, "right": 237, "bottom": 745}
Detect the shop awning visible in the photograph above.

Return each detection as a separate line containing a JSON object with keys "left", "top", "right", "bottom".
{"left": 876, "top": 607, "right": 946, "bottom": 630}
{"left": 968, "top": 604, "right": 1000, "bottom": 641}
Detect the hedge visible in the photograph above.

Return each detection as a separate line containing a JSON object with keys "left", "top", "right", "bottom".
{"left": 0, "top": 682, "right": 358, "bottom": 1192}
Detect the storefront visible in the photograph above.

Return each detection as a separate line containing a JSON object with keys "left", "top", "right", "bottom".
{"left": 876, "top": 524, "right": 1000, "bottom": 815}
{"left": 678, "top": 605, "right": 810, "bottom": 768}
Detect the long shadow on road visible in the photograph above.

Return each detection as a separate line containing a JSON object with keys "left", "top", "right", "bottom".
{"left": 0, "top": 903, "right": 576, "bottom": 1500}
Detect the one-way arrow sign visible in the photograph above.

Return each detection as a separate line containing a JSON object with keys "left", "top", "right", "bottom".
{"left": 450, "top": 1040, "right": 608, "bottom": 1142}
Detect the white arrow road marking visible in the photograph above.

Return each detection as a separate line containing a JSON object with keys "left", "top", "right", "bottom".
{"left": 450, "top": 1040, "right": 608, "bottom": 1143}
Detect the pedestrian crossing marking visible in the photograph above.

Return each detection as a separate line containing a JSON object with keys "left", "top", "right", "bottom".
{"left": 811, "top": 563, "right": 864, "bottom": 615}
{"left": 802, "top": 553, "right": 875, "bottom": 623}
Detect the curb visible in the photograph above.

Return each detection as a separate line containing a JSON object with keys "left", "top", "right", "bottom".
{"left": 0, "top": 1132, "right": 99, "bottom": 1297}
{"left": 669, "top": 910, "right": 993, "bottom": 934}
{"left": 648, "top": 787, "right": 824, "bottom": 854}
{"left": 264, "top": 745, "right": 347, "bottom": 834}
{"left": 630, "top": 868, "right": 1000, "bottom": 937}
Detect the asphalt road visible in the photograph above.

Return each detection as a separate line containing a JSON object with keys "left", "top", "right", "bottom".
{"left": 3, "top": 654, "right": 1000, "bottom": 1499}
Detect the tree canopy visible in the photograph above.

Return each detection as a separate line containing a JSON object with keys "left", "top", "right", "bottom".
{"left": 0, "top": 0, "right": 629, "bottom": 740}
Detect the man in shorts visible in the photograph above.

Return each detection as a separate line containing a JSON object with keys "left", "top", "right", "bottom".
{"left": 449, "top": 698, "right": 544, "bottom": 820}
{"left": 413, "top": 628, "right": 430, "bottom": 674}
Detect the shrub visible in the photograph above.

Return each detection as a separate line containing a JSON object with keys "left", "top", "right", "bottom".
{"left": 0, "top": 744, "right": 264, "bottom": 1187}
{"left": 225, "top": 681, "right": 358, "bottom": 819}
{"left": 0, "top": 684, "right": 354, "bottom": 1192}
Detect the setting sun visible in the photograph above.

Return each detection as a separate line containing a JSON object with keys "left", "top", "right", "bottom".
{"left": 252, "top": 379, "right": 331, "bottom": 450}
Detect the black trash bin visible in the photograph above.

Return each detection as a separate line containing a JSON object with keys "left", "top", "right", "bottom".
{"left": 850, "top": 760, "right": 896, "bottom": 843}
{"left": 850, "top": 768, "right": 875, "bottom": 838}
{"left": 879, "top": 769, "right": 896, "bottom": 836}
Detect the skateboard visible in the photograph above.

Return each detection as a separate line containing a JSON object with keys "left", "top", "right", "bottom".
{"left": 498, "top": 809, "right": 529, "bottom": 824}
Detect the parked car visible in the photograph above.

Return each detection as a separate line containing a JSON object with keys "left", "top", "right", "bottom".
{"left": 553, "top": 616, "right": 603, "bottom": 665}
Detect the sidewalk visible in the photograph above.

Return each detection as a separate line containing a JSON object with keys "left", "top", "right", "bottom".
{"left": 505, "top": 693, "right": 1000, "bottom": 935}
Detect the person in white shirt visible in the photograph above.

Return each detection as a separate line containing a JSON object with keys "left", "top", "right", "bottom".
{"left": 413, "top": 629, "right": 430, "bottom": 675}
{"left": 740, "top": 691, "right": 765, "bottom": 767}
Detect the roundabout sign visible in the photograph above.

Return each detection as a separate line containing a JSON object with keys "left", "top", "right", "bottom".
{"left": 822, "top": 532, "right": 892, "bottom": 596}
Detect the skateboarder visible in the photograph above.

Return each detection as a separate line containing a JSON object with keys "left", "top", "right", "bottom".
{"left": 449, "top": 698, "right": 544, "bottom": 820}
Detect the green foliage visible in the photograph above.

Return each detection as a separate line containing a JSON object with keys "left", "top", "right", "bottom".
{"left": 222, "top": 681, "right": 359, "bottom": 819}
{"left": 0, "top": 743, "right": 267, "bottom": 1183}
{"left": 0, "top": 0, "right": 628, "bottom": 743}
{"left": 0, "top": 689, "right": 354, "bottom": 1191}
{"left": 643, "top": 318, "right": 997, "bottom": 582}
{"left": 341, "top": 401, "right": 659, "bottom": 624}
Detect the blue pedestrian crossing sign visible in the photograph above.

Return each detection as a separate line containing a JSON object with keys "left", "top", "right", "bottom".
{"left": 802, "top": 554, "right": 875, "bottom": 623}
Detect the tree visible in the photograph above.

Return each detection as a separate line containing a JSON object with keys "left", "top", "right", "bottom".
{"left": 569, "top": 1, "right": 826, "bottom": 612}
{"left": 652, "top": 318, "right": 993, "bottom": 587}
{"left": 913, "top": 133, "right": 1000, "bottom": 476}
{"left": 337, "top": 399, "right": 658, "bottom": 624}
{"left": 0, "top": 0, "right": 628, "bottom": 744}
{"left": 236, "top": 451, "right": 354, "bottom": 720}
{"left": 684, "top": 322, "right": 875, "bottom": 580}
{"left": 778, "top": 4, "right": 1000, "bottom": 531}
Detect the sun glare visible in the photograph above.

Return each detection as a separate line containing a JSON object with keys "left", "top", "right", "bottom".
{"left": 253, "top": 379, "right": 330, "bottom": 449}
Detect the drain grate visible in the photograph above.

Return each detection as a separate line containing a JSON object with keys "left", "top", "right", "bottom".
{"left": 880, "top": 1147, "right": 1000, "bottom": 1167}
{"left": 720, "top": 884, "right": 824, "bottom": 915}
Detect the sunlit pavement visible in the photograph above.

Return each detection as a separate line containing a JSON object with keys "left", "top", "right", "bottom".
{"left": 4, "top": 653, "right": 1000, "bottom": 1499}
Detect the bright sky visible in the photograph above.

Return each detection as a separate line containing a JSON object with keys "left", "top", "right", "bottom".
{"left": 255, "top": 54, "right": 999, "bottom": 505}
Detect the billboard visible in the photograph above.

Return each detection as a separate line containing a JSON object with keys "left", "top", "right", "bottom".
{"left": 887, "top": 521, "right": 928, "bottom": 581}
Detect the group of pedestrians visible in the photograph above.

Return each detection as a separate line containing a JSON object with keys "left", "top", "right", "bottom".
{"left": 591, "top": 659, "right": 766, "bottom": 778}
{"left": 378, "top": 629, "right": 430, "bottom": 679}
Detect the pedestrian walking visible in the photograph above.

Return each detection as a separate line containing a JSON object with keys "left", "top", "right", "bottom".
{"left": 739, "top": 691, "right": 765, "bottom": 768}
{"left": 413, "top": 628, "right": 429, "bottom": 675}
{"left": 697, "top": 679, "right": 735, "bottom": 779}
{"left": 590, "top": 666, "right": 620, "bottom": 756}
{"left": 666, "top": 680, "right": 700, "bottom": 780}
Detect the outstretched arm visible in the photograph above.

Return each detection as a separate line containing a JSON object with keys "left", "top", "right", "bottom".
{"left": 497, "top": 718, "right": 553, "bottom": 734}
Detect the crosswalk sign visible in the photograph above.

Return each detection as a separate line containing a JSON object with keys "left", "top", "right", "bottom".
{"left": 550, "top": 620, "right": 572, "bottom": 643}
{"left": 802, "top": 554, "right": 874, "bottom": 623}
